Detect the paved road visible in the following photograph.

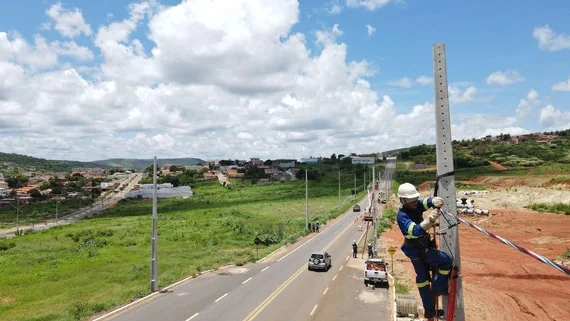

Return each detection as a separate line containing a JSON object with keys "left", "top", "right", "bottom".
{"left": 0, "top": 173, "right": 142, "bottom": 238}
{"left": 101, "top": 197, "right": 391, "bottom": 321}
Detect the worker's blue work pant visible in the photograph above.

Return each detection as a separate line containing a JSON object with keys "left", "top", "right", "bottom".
{"left": 408, "top": 248, "right": 452, "bottom": 316}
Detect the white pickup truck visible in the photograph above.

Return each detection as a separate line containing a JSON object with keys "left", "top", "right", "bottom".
{"left": 364, "top": 258, "right": 389, "bottom": 288}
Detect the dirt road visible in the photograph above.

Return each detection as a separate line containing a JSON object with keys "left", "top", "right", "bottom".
{"left": 382, "top": 175, "right": 570, "bottom": 320}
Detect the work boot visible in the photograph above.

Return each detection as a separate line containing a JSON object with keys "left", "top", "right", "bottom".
{"left": 425, "top": 307, "right": 445, "bottom": 318}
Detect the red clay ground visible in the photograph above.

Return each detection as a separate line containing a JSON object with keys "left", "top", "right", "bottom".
{"left": 489, "top": 161, "right": 508, "bottom": 171}
{"left": 382, "top": 177, "right": 570, "bottom": 321}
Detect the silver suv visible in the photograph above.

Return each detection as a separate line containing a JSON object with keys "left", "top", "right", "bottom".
{"left": 364, "top": 258, "right": 388, "bottom": 288}
{"left": 308, "top": 251, "right": 332, "bottom": 271}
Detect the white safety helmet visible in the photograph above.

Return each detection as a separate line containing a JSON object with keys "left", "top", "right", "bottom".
{"left": 398, "top": 183, "right": 420, "bottom": 205}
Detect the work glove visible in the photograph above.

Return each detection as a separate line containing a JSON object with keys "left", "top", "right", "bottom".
{"left": 420, "top": 210, "right": 440, "bottom": 230}
{"left": 428, "top": 209, "right": 440, "bottom": 222}
{"left": 432, "top": 196, "right": 444, "bottom": 208}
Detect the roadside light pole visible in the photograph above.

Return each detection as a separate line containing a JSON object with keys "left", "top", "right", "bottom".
{"left": 305, "top": 169, "right": 309, "bottom": 231}
{"left": 150, "top": 156, "right": 158, "bottom": 292}
{"left": 16, "top": 197, "right": 20, "bottom": 236}
{"left": 338, "top": 171, "right": 341, "bottom": 215}
{"left": 354, "top": 173, "right": 356, "bottom": 200}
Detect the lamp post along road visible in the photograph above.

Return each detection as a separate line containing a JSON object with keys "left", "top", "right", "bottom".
{"left": 150, "top": 156, "right": 158, "bottom": 292}
{"left": 338, "top": 171, "right": 341, "bottom": 215}
{"left": 305, "top": 170, "right": 308, "bottom": 231}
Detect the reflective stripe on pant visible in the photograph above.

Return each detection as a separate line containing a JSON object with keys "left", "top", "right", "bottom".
{"left": 409, "top": 247, "right": 453, "bottom": 313}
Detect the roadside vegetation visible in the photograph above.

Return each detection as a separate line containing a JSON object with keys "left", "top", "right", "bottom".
{"left": 529, "top": 203, "right": 570, "bottom": 215}
{"left": 0, "top": 166, "right": 369, "bottom": 321}
{"left": 2, "top": 129, "right": 570, "bottom": 320}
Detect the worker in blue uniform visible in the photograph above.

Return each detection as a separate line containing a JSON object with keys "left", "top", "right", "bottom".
{"left": 396, "top": 183, "right": 452, "bottom": 319}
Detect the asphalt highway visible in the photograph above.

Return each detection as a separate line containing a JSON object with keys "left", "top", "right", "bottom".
{"left": 102, "top": 198, "right": 390, "bottom": 321}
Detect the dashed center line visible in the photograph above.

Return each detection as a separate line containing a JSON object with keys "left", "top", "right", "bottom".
{"left": 322, "top": 287, "right": 329, "bottom": 295}
{"left": 242, "top": 277, "right": 252, "bottom": 284}
{"left": 339, "top": 265, "right": 343, "bottom": 271}
{"left": 214, "top": 293, "right": 228, "bottom": 303}
{"left": 345, "top": 256, "right": 349, "bottom": 261}
{"left": 185, "top": 312, "right": 199, "bottom": 321}
{"left": 261, "top": 266, "right": 269, "bottom": 272}
{"left": 309, "top": 304, "right": 318, "bottom": 316}
{"left": 332, "top": 274, "right": 337, "bottom": 281}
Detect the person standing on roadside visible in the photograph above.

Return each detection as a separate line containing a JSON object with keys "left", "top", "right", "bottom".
{"left": 352, "top": 240, "right": 358, "bottom": 258}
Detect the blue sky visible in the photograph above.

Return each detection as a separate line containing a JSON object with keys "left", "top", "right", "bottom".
{"left": 0, "top": 0, "right": 569, "bottom": 161}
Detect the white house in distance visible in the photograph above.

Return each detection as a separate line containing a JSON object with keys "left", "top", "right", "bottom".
{"left": 299, "top": 157, "right": 319, "bottom": 164}
{"left": 126, "top": 183, "right": 193, "bottom": 199}
{"left": 351, "top": 156, "right": 376, "bottom": 165}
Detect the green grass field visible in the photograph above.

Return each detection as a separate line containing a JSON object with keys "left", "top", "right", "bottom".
{"left": 0, "top": 177, "right": 361, "bottom": 321}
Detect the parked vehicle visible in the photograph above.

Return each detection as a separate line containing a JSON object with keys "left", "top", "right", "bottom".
{"left": 308, "top": 251, "right": 332, "bottom": 271}
{"left": 364, "top": 258, "right": 388, "bottom": 288}
{"left": 353, "top": 204, "right": 361, "bottom": 212}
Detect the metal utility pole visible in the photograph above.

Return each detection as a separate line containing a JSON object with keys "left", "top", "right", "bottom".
{"left": 372, "top": 166, "right": 377, "bottom": 253}
{"left": 150, "top": 156, "right": 158, "bottom": 292}
{"left": 338, "top": 171, "right": 341, "bottom": 215}
{"left": 16, "top": 198, "right": 20, "bottom": 236}
{"left": 433, "top": 43, "right": 465, "bottom": 320}
{"left": 305, "top": 169, "right": 309, "bottom": 231}
{"left": 353, "top": 173, "right": 356, "bottom": 200}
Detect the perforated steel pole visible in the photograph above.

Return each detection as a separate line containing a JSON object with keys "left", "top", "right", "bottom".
{"left": 433, "top": 43, "right": 465, "bottom": 320}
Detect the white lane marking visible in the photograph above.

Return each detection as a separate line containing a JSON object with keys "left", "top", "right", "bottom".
{"left": 277, "top": 243, "right": 304, "bottom": 262}
{"left": 310, "top": 304, "right": 318, "bottom": 316}
{"left": 261, "top": 266, "right": 269, "bottom": 272}
{"left": 345, "top": 256, "right": 349, "bottom": 262}
{"left": 185, "top": 313, "right": 199, "bottom": 321}
{"left": 339, "top": 265, "right": 343, "bottom": 271}
{"left": 242, "top": 277, "right": 252, "bottom": 284}
{"left": 322, "top": 287, "right": 329, "bottom": 295}
{"left": 332, "top": 274, "right": 337, "bottom": 281}
{"left": 214, "top": 293, "right": 228, "bottom": 303}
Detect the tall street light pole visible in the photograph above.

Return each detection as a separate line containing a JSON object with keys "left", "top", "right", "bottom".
{"left": 305, "top": 169, "right": 309, "bottom": 231}
{"left": 16, "top": 197, "right": 20, "bottom": 236}
{"left": 338, "top": 171, "right": 341, "bottom": 215}
{"left": 354, "top": 173, "right": 356, "bottom": 200}
{"left": 150, "top": 156, "right": 158, "bottom": 292}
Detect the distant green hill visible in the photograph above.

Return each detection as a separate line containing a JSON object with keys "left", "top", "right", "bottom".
{"left": 0, "top": 152, "right": 206, "bottom": 174}
{"left": 92, "top": 158, "right": 206, "bottom": 169}
{"left": 0, "top": 152, "right": 104, "bottom": 174}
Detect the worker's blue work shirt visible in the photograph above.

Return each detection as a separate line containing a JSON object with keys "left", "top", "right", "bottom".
{"left": 397, "top": 197, "right": 436, "bottom": 257}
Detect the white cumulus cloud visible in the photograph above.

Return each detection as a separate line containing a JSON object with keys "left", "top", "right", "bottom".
{"left": 366, "top": 24, "right": 376, "bottom": 36}
{"left": 448, "top": 86, "right": 477, "bottom": 104}
{"left": 486, "top": 70, "right": 525, "bottom": 86}
{"left": 516, "top": 89, "right": 540, "bottom": 119}
{"left": 533, "top": 25, "right": 570, "bottom": 52}
{"left": 45, "top": 3, "right": 93, "bottom": 38}
{"left": 416, "top": 75, "right": 433, "bottom": 85}
{"left": 0, "top": 0, "right": 546, "bottom": 162}
{"left": 552, "top": 77, "right": 570, "bottom": 91}
{"left": 539, "top": 105, "right": 570, "bottom": 130}
{"left": 390, "top": 77, "right": 413, "bottom": 88}
{"left": 346, "top": 0, "right": 391, "bottom": 11}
